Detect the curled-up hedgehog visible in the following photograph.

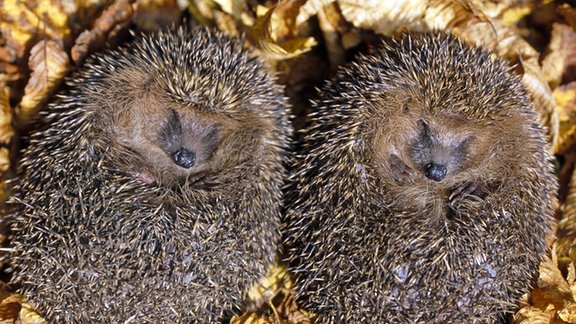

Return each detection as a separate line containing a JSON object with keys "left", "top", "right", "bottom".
{"left": 283, "top": 32, "right": 556, "bottom": 323}
{"left": 7, "top": 26, "right": 291, "bottom": 322}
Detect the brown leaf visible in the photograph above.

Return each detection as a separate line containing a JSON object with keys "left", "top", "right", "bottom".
{"left": 15, "top": 40, "right": 69, "bottom": 126}
{"left": 18, "top": 303, "right": 45, "bottom": 324}
{"left": 133, "top": 0, "right": 182, "bottom": 32}
{"left": 0, "top": 83, "right": 14, "bottom": 147}
{"left": 532, "top": 255, "right": 574, "bottom": 311}
{"left": 558, "top": 3, "right": 576, "bottom": 31}
{"left": 0, "top": 287, "right": 23, "bottom": 324}
{"left": 338, "top": 0, "right": 427, "bottom": 35}
{"left": 559, "top": 304, "right": 576, "bottom": 324}
{"left": 542, "top": 23, "right": 576, "bottom": 90}
{"left": 70, "top": 0, "right": 136, "bottom": 64}
{"left": 513, "top": 304, "right": 556, "bottom": 323}
{"left": 553, "top": 82, "right": 576, "bottom": 155}
{"left": 252, "top": 3, "right": 317, "bottom": 60}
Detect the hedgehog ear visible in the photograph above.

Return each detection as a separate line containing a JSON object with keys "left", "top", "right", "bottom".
{"left": 401, "top": 102, "right": 410, "bottom": 114}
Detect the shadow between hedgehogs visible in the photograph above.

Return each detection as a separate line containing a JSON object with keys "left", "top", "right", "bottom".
{"left": 282, "top": 32, "right": 557, "bottom": 323}
{"left": 7, "top": 26, "right": 291, "bottom": 322}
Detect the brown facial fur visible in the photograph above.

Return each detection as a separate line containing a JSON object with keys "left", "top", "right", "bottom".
{"left": 370, "top": 89, "right": 528, "bottom": 221}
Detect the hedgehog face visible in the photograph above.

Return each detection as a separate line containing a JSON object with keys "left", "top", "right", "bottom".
{"left": 372, "top": 98, "right": 495, "bottom": 216}
{"left": 389, "top": 118, "right": 473, "bottom": 184}
{"left": 113, "top": 95, "right": 226, "bottom": 186}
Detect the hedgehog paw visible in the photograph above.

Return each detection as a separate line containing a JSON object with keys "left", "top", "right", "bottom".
{"left": 449, "top": 182, "right": 485, "bottom": 203}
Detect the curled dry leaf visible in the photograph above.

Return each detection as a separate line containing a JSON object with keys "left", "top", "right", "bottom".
{"left": 133, "top": 0, "right": 182, "bottom": 32}
{"left": 316, "top": 3, "right": 346, "bottom": 70}
{"left": 0, "top": 0, "right": 70, "bottom": 84}
{"left": 18, "top": 303, "right": 45, "bottom": 324}
{"left": 70, "top": 0, "right": 136, "bottom": 64}
{"left": 296, "top": 0, "right": 333, "bottom": 26}
{"left": 252, "top": 3, "right": 317, "bottom": 60}
{"left": 559, "top": 303, "right": 576, "bottom": 323}
{"left": 513, "top": 304, "right": 555, "bottom": 323}
{"left": 558, "top": 3, "right": 576, "bottom": 30}
{"left": 248, "top": 263, "right": 290, "bottom": 303}
{"left": 553, "top": 82, "right": 576, "bottom": 155}
{"left": 0, "top": 287, "right": 23, "bottom": 324}
{"left": 532, "top": 255, "right": 573, "bottom": 311}
{"left": 231, "top": 312, "right": 272, "bottom": 324}
{"left": 423, "top": 0, "right": 484, "bottom": 30}
{"left": 16, "top": 40, "right": 69, "bottom": 127}
{"left": 0, "top": 82, "right": 14, "bottom": 149}
{"left": 516, "top": 245, "right": 576, "bottom": 324}
{"left": 558, "top": 148, "right": 576, "bottom": 257}
{"left": 467, "top": 0, "right": 535, "bottom": 26}
{"left": 234, "top": 263, "right": 312, "bottom": 323}
{"left": 541, "top": 23, "right": 576, "bottom": 92}
{"left": 338, "top": 0, "right": 427, "bottom": 35}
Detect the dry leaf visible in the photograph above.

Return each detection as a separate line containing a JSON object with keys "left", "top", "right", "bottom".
{"left": 532, "top": 255, "right": 574, "bottom": 311}
{"left": 542, "top": 23, "right": 576, "bottom": 90}
{"left": 15, "top": 40, "right": 69, "bottom": 127}
{"left": 18, "top": 303, "right": 45, "bottom": 324}
{"left": 133, "top": 0, "right": 182, "bottom": 32}
{"left": 558, "top": 3, "right": 576, "bottom": 31}
{"left": 317, "top": 3, "right": 346, "bottom": 70}
{"left": 0, "top": 288, "right": 23, "bottom": 324}
{"left": 296, "top": 0, "right": 333, "bottom": 25}
{"left": 468, "top": 0, "right": 537, "bottom": 25}
{"left": 71, "top": 0, "right": 136, "bottom": 64}
{"left": 553, "top": 82, "right": 576, "bottom": 155}
{"left": 248, "top": 263, "right": 290, "bottom": 303}
{"left": 424, "top": 0, "right": 482, "bottom": 30}
{"left": 0, "top": 0, "right": 71, "bottom": 85}
{"left": 338, "top": 0, "right": 427, "bottom": 35}
{"left": 230, "top": 312, "right": 272, "bottom": 324}
{"left": 0, "top": 83, "right": 14, "bottom": 147}
{"left": 252, "top": 4, "right": 317, "bottom": 60}
{"left": 513, "top": 304, "right": 555, "bottom": 323}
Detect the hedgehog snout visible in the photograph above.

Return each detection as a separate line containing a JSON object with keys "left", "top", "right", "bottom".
{"left": 425, "top": 162, "right": 447, "bottom": 182}
{"left": 172, "top": 147, "right": 196, "bottom": 168}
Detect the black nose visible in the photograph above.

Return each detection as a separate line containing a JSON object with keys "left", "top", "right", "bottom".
{"left": 172, "top": 148, "right": 196, "bottom": 168}
{"left": 425, "top": 163, "right": 447, "bottom": 182}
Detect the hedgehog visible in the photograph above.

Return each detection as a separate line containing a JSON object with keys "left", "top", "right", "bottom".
{"left": 7, "top": 26, "right": 291, "bottom": 322}
{"left": 282, "top": 32, "right": 557, "bottom": 323}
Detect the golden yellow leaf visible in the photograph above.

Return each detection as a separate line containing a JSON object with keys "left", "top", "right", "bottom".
{"left": 559, "top": 304, "right": 576, "bottom": 323}
{"left": 533, "top": 255, "right": 574, "bottom": 311}
{"left": 514, "top": 304, "right": 555, "bottom": 323}
{"left": 248, "top": 263, "right": 290, "bottom": 302}
{"left": 230, "top": 312, "right": 272, "bottom": 324}
{"left": 16, "top": 40, "right": 69, "bottom": 126}
{"left": 19, "top": 303, "right": 45, "bottom": 324}
{"left": 296, "top": 0, "right": 334, "bottom": 26}
{"left": 252, "top": 4, "right": 317, "bottom": 60}
{"left": 338, "top": 0, "right": 427, "bottom": 35}
{"left": 0, "top": 83, "right": 14, "bottom": 147}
